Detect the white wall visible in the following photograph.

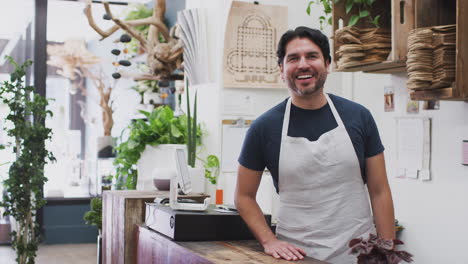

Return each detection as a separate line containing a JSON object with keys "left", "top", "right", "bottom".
{"left": 188, "top": 0, "right": 468, "bottom": 263}
{"left": 353, "top": 72, "right": 468, "bottom": 263}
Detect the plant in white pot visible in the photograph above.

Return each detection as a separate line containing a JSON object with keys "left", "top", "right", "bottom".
{"left": 185, "top": 83, "right": 221, "bottom": 195}
{"left": 113, "top": 105, "right": 201, "bottom": 190}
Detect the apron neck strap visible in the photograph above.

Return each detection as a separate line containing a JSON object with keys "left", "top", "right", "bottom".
{"left": 325, "top": 93, "right": 345, "bottom": 128}
{"left": 282, "top": 94, "right": 344, "bottom": 137}
{"left": 282, "top": 98, "right": 292, "bottom": 137}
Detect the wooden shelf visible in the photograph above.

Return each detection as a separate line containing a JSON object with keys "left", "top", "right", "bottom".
{"left": 332, "top": 0, "right": 415, "bottom": 73}
{"left": 410, "top": 87, "right": 455, "bottom": 101}
{"left": 335, "top": 61, "right": 406, "bottom": 74}
{"left": 408, "top": 0, "right": 467, "bottom": 101}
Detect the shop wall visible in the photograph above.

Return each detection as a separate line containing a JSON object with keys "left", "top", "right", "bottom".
{"left": 187, "top": 0, "right": 468, "bottom": 263}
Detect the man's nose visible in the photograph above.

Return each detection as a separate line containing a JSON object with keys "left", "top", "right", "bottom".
{"left": 298, "top": 56, "right": 308, "bottom": 68}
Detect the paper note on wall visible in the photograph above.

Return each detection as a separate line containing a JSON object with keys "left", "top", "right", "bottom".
{"left": 397, "top": 118, "right": 424, "bottom": 170}
{"left": 396, "top": 117, "right": 431, "bottom": 180}
{"left": 221, "top": 124, "right": 249, "bottom": 172}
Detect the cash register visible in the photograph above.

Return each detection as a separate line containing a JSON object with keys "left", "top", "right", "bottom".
{"left": 145, "top": 147, "right": 271, "bottom": 241}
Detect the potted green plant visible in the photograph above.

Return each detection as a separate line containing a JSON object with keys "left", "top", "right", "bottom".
{"left": 201, "top": 155, "right": 220, "bottom": 185}
{"left": 307, "top": 0, "right": 380, "bottom": 29}
{"left": 83, "top": 198, "right": 102, "bottom": 264}
{"left": 0, "top": 57, "right": 55, "bottom": 264}
{"left": 113, "top": 105, "right": 201, "bottom": 190}
{"left": 185, "top": 81, "right": 222, "bottom": 195}
{"left": 185, "top": 80, "right": 198, "bottom": 168}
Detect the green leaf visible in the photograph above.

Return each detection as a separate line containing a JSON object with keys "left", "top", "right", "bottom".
{"left": 345, "top": 0, "right": 354, "bottom": 14}
{"left": 359, "top": 10, "right": 370, "bottom": 18}
{"left": 306, "top": 1, "right": 313, "bottom": 15}
{"left": 373, "top": 15, "right": 381, "bottom": 26}
{"left": 348, "top": 14, "right": 360, "bottom": 26}
{"left": 328, "top": 16, "right": 333, "bottom": 25}
{"left": 138, "top": 110, "right": 151, "bottom": 118}
{"left": 323, "top": 0, "right": 332, "bottom": 13}
{"left": 206, "top": 155, "right": 220, "bottom": 168}
{"left": 170, "top": 123, "right": 182, "bottom": 138}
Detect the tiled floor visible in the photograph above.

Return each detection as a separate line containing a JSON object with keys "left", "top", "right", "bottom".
{"left": 0, "top": 243, "right": 97, "bottom": 264}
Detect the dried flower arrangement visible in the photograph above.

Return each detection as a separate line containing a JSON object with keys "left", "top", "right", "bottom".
{"left": 47, "top": 39, "right": 115, "bottom": 136}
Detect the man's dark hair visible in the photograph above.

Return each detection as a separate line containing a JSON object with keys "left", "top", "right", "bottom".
{"left": 276, "top": 26, "right": 331, "bottom": 66}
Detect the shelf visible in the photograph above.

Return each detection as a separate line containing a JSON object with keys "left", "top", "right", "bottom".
{"left": 332, "top": 0, "right": 415, "bottom": 73}
{"left": 410, "top": 87, "right": 455, "bottom": 101}
{"left": 335, "top": 61, "right": 406, "bottom": 74}
{"left": 408, "top": 0, "right": 467, "bottom": 101}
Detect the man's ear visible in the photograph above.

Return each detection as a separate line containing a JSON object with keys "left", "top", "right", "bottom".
{"left": 279, "top": 64, "right": 284, "bottom": 80}
{"left": 325, "top": 60, "right": 331, "bottom": 73}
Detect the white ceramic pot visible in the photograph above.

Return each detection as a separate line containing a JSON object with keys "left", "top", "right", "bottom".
{"left": 143, "top": 91, "right": 162, "bottom": 105}
{"left": 136, "top": 144, "right": 186, "bottom": 190}
{"left": 205, "top": 181, "right": 217, "bottom": 204}
{"left": 151, "top": 167, "right": 177, "bottom": 191}
{"left": 97, "top": 136, "right": 114, "bottom": 158}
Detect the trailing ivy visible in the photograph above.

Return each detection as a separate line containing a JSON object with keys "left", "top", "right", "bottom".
{"left": 0, "top": 57, "right": 55, "bottom": 264}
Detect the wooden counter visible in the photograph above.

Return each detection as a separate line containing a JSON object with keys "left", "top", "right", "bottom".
{"left": 135, "top": 225, "right": 329, "bottom": 264}
{"left": 103, "top": 190, "right": 169, "bottom": 264}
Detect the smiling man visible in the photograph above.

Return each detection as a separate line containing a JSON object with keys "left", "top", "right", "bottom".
{"left": 235, "top": 27, "right": 395, "bottom": 263}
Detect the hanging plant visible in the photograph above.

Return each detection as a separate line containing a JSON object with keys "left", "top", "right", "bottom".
{"left": 307, "top": 0, "right": 380, "bottom": 29}
{"left": 0, "top": 57, "right": 55, "bottom": 264}
{"left": 307, "top": 0, "right": 335, "bottom": 29}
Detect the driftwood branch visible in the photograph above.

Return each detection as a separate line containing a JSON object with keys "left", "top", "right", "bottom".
{"left": 84, "top": 2, "right": 120, "bottom": 40}
{"left": 81, "top": 67, "right": 114, "bottom": 136}
{"left": 84, "top": 0, "right": 184, "bottom": 81}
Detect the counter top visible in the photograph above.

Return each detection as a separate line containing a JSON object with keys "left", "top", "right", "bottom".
{"left": 136, "top": 225, "right": 330, "bottom": 264}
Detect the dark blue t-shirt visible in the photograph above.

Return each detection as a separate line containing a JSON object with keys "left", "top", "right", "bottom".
{"left": 238, "top": 94, "right": 384, "bottom": 193}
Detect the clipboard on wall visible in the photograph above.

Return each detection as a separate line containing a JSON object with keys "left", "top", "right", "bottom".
{"left": 221, "top": 119, "right": 252, "bottom": 172}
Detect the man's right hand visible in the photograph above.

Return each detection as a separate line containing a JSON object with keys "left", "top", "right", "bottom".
{"left": 263, "top": 238, "right": 307, "bottom": 261}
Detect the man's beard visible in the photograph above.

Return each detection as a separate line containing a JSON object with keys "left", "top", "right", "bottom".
{"left": 287, "top": 71, "right": 328, "bottom": 96}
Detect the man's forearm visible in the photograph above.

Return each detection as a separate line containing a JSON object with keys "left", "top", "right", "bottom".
{"left": 370, "top": 189, "right": 395, "bottom": 240}
{"left": 235, "top": 195, "right": 276, "bottom": 245}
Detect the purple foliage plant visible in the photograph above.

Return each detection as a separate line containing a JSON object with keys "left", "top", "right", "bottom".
{"left": 349, "top": 233, "right": 414, "bottom": 264}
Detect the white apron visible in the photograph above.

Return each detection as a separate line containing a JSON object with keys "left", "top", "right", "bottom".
{"left": 276, "top": 95, "right": 375, "bottom": 264}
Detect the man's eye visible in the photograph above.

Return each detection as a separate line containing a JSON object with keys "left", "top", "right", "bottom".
{"left": 288, "top": 57, "right": 297, "bottom": 62}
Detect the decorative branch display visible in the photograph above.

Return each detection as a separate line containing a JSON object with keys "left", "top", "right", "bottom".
{"left": 46, "top": 39, "right": 101, "bottom": 95}
{"left": 84, "top": 0, "right": 184, "bottom": 81}
{"left": 47, "top": 40, "right": 115, "bottom": 136}
{"left": 0, "top": 57, "right": 55, "bottom": 264}
{"left": 83, "top": 69, "right": 114, "bottom": 136}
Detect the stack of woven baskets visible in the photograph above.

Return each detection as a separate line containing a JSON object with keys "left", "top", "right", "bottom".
{"left": 406, "top": 25, "right": 456, "bottom": 91}
{"left": 335, "top": 26, "right": 391, "bottom": 69}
